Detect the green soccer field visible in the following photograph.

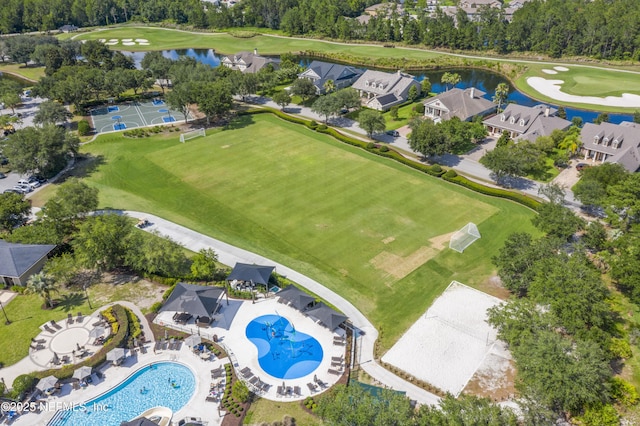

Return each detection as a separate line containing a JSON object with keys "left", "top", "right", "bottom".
{"left": 80, "top": 114, "right": 537, "bottom": 348}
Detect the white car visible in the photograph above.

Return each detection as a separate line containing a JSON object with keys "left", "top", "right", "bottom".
{"left": 18, "top": 179, "right": 40, "bottom": 189}
{"left": 14, "top": 183, "right": 32, "bottom": 193}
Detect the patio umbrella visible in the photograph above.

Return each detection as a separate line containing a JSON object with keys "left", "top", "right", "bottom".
{"left": 36, "top": 375, "right": 58, "bottom": 391}
{"left": 184, "top": 335, "right": 201, "bottom": 347}
{"left": 106, "top": 347, "right": 126, "bottom": 362}
{"left": 51, "top": 353, "right": 59, "bottom": 364}
{"left": 72, "top": 366, "right": 93, "bottom": 381}
{"left": 89, "top": 326, "right": 105, "bottom": 339}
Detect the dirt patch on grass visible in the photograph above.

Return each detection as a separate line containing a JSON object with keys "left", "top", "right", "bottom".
{"left": 370, "top": 246, "right": 438, "bottom": 279}
{"left": 89, "top": 272, "right": 165, "bottom": 310}
{"left": 462, "top": 352, "right": 516, "bottom": 401}
{"left": 429, "top": 231, "right": 456, "bottom": 251}
{"left": 221, "top": 144, "right": 231, "bottom": 148}
{"left": 382, "top": 236, "right": 395, "bottom": 244}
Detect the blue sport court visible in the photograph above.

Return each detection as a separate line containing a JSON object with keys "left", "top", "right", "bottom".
{"left": 90, "top": 100, "right": 190, "bottom": 134}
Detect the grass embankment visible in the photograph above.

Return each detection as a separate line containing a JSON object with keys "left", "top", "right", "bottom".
{"left": 243, "top": 399, "right": 321, "bottom": 426}
{"left": 0, "top": 63, "right": 44, "bottom": 83}
{"left": 78, "top": 114, "right": 537, "bottom": 349}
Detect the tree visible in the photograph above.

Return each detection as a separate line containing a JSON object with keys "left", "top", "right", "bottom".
{"left": 272, "top": 91, "right": 291, "bottom": 110}
{"left": 408, "top": 117, "right": 448, "bottom": 158}
{"left": 141, "top": 51, "right": 173, "bottom": 93}
{"left": 126, "top": 231, "right": 188, "bottom": 277}
{"left": 334, "top": 88, "right": 361, "bottom": 110}
{"left": 0, "top": 192, "right": 30, "bottom": 231}
{"left": 358, "top": 109, "right": 386, "bottom": 137}
{"left": 190, "top": 248, "right": 219, "bottom": 280}
{"left": 634, "top": 110, "right": 640, "bottom": 124}
{"left": 43, "top": 253, "right": 78, "bottom": 288}
{"left": 573, "top": 163, "right": 628, "bottom": 207}
{"left": 480, "top": 142, "right": 545, "bottom": 185}
{"left": 493, "top": 82, "right": 509, "bottom": 112}
{"left": 389, "top": 105, "right": 399, "bottom": 121}
{"left": 532, "top": 202, "right": 584, "bottom": 241}
{"left": 33, "top": 100, "right": 71, "bottom": 126}
{"left": 572, "top": 116, "right": 583, "bottom": 128}
{"left": 557, "top": 106, "right": 567, "bottom": 119}
{"left": 323, "top": 79, "right": 335, "bottom": 94}
{"left": 538, "top": 183, "right": 566, "bottom": 205}
{"left": 558, "top": 126, "right": 581, "bottom": 155}
{"left": 441, "top": 72, "right": 461, "bottom": 91}
{"left": 73, "top": 213, "right": 135, "bottom": 272}
{"left": 25, "top": 273, "right": 58, "bottom": 309}
{"left": 416, "top": 394, "right": 518, "bottom": 425}
{"left": 2, "top": 125, "right": 79, "bottom": 176}
{"left": 290, "top": 77, "right": 317, "bottom": 102}
{"left": 420, "top": 77, "right": 431, "bottom": 95}
{"left": 594, "top": 112, "right": 609, "bottom": 124}
{"left": 408, "top": 84, "right": 419, "bottom": 101}
{"left": 42, "top": 178, "right": 98, "bottom": 236}
{"left": 166, "top": 82, "right": 195, "bottom": 123}
{"left": 311, "top": 94, "right": 340, "bottom": 123}
{"left": 0, "top": 92, "right": 21, "bottom": 114}
{"left": 604, "top": 173, "right": 640, "bottom": 229}
{"left": 196, "top": 81, "right": 232, "bottom": 126}
{"left": 496, "top": 130, "right": 511, "bottom": 147}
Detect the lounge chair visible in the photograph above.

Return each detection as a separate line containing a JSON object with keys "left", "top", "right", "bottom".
{"left": 277, "top": 386, "right": 285, "bottom": 396}
{"left": 174, "top": 341, "right": 182, "bottom": 351}
{"left": 249, "top": 376, "right": 259, "bottom": 386}
{"left": 205, "top": 395, "right": 217, "bottom": 402}
{"left": 328, "top": 368, "right": 341, "bottom": 376}
{"left": 51, "top": 320, "right": 62, "bottom": 330}
{"left": 139, "top": 345, "right": 147, "bottom": 354}
{"left": 32, "top": 337, "right": 46, "bottom": 344}
{"left": 76, "top": 312, "right": 83, "bottom": 323}
{"left": 154, "top": 341, "right": 162, "bottom": 351}
{"left": 331, "top": 361, "right": 343, "bottom": 368}
{"left": 293, "top": 386, "right": 301, "bottom": 396}
{"left": 286, "top": 386, "right": 293, "bottom": 396}
{"left": 72, "top": 381, "right": 80, "bottom": 390}
{"left": 67, "top": 313, "right": 74, "bottom": 325}
{"left": 61, "top": 355, "right": 70, "bottom": 364}
{"left": 331, "top": 356, "right": 344, "bottom": 362}
{"left": 240, "top": 367, "right": 253, "bottom": 378}
{"left": 43, "top": 324, "right": 55, "bottom": 334}
{"left": 307, "top": 382, "right": 317, "bottom": 393}
{"left": 161, "top": 339, "right": 168, "bottom": 350}
{"left": 260, "top": 381, "right": 270, "bottom": 393}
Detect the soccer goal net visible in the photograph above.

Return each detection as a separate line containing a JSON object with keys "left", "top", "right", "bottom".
{"left": 449, "top": 222, "right": 481, "bottom": 253}
{"left": 179, "top": 128, "right": 206, "bottom": 143}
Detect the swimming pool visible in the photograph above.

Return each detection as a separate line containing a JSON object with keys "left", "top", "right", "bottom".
{"left": 49, "top": 362, "right": 195, "bottom": 426}
{"left": 246, "top": 314, "right": 323, "bottom": 379}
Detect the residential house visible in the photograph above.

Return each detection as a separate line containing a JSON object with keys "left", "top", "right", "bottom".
{"left": 459, "top": 0, "right": 501, "bottom": 9}
{"left": 364, "top": 3, "right": 405, "bottom": 17}
{"left": 298, "top": 61, "right": 364, "bottom": 95}
{"left": 483, "top": 104, "right": 571, "bottom": 141}
{"left": 0, "top": 241, "right": 56, "bottom": 286}
{"left": 221, "top": 49, "right": 279, "bottom": 74}
{"left": 579, "top": 121, "right": 640, "bottom": 172}
{"left": 351, "top": 70, "right": 421, "bottom": 111}
{"left": 58, "top": 24, "right": 78, "bottom": 33}
{"left": 423, "top": 87, "right": 497, "bottom": 122}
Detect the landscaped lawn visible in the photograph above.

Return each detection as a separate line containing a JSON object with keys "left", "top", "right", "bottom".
{"left": 79, "top": 113, "right": 537, "bottom": 349}
{"left": 0, "top": 63, "right": 44, "bottom": 83}
{"left": 243, "top": 398, "right": 322, "bottom": 426}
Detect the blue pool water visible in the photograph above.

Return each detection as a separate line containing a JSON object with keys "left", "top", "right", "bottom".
{"left": 51, "top": 362, "right": 195, "bottom": 426}
{"left": 246, "top": 314, "right": 323, "bottom": 379}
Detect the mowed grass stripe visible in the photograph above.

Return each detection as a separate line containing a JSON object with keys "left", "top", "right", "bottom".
{"left": 82, "top": 114, "right": 537, "bottom": 348}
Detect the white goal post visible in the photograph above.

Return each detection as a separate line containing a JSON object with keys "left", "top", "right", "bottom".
{"left": 449, "top": 222, "right": 481, "bottom": 253}
{"left": 179, "top": 128, "right": 206, "bottom": 143}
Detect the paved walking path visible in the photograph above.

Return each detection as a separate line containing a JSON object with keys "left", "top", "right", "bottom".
{"left": 123, "top": 210, "right": 441, "bottom": 405}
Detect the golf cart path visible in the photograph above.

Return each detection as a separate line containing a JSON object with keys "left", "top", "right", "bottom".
{"left": 123, "top": 210, "right": 441, "bottom": 405}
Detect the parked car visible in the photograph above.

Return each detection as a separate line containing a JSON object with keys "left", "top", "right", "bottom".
{"left": 3, "top": 188, "right": 21, "bottom": 194}
{"left": 14, "top": 184, "right": 32, "bottom": 193}
{"left": 576, "top": 163, "right": 590, "bottom": 172}
{"left": 18, "top": 179, "right": 40, "bottom": 189}
{"left": 0, "top": 172, "right": 5, "bottom": 179}
{"left": 386, "top": 130, "right": 400, "bottom": 137}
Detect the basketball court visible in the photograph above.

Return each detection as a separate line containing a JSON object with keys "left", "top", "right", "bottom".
{"left": 90, "top": 99, "right": 190, "bottom": 134}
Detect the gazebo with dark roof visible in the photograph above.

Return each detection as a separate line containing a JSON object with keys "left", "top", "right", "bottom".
{"left": 276, "top": 285, "right": 315, "bottom": 311}
{"left": 159, "top": 282, "right": 225, "bottom": 319}
{"left": 0, "top": 241, "right": 56, "bottom": 286}
{"left": 305, "top": 303, "right": 348, "bottom": 330}
{"left": 227, "top": 263, "right": 274, "bottom": 286}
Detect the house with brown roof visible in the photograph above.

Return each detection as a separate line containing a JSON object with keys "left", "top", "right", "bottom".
{"left": 351, "top": 70, "right": 421, "bottom": 111}
{"left": 423, "top": 87, "right": 497, "bottom": 123}
{"left": 221, "top": 49, "right": 279, "bottom": 74}
{"left": 579, "top": 121, "right": 640, "bottom": 172}
{"left": 482, "top": 104, "right": 571, "bottom": 141}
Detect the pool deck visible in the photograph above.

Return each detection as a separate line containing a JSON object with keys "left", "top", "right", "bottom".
{"left": 155, "top": 297, "right": 347, "bottom": 402}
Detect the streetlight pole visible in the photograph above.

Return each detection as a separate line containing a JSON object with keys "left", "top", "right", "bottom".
{"left": 0, "top": 300, "right": 10, "bottom": 325}
{"left": 84, "top": 284, "right": 92, "bottom": 309}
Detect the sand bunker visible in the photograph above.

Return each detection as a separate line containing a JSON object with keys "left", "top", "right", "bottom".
{"left": 139, "top": 42, "right": 150, "bottom": 46}
{"left": 122, "top": 42, "right": 135, "bottom": 46}
{"left": 527, "top": 76, "right": 640, "bottom": 108}
{"left": 122, "top": 38, "right": 133, "bottom": 42}
{"left": 554, "top": 66, "right": 569, "bottom": 71}
{"left": 135, "top": 38, "right": 149, "bottom": 42}
{"left": 98, "top": 38, "right": 106, "bottom": 43}
{"left": 382, "top": 281, "right": 507, "bottom": 396}
{"left": 541, "top": 69, "right": 557, "bottom": 74}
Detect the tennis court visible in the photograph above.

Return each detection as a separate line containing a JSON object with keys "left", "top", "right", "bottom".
{"left": 90, "top": 99, "right": 190, "bottom": 134}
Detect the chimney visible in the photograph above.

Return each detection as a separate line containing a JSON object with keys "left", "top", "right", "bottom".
{"left": 544, "top": 106, "right": 550, "bottom": 117}
{"left": 254, "top": 48, "right": 258, "bottom": 55}
{"left": 469, "top": 87, "right": 475, "bottom": 98}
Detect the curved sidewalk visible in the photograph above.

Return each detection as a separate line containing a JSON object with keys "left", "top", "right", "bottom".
{"left": 124, "top": 210, "right": 440, "bottom": 405}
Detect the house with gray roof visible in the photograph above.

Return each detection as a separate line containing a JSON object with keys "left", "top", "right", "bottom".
{"left": 423, "top": 87, "right": 496, "bottom": 122}
{"left": 298, "top": 61, "right": 364, "bottom": 95}
{"left": 0, "top": 241, "right": 56, "bottom": 286}
{"left": 221, "top": 49, "right": 279, "bottom": 74}
{"left": 351, "top": 70, "right": 421, "bottom": 111}
{"left": 482, "top": 104, "right": 571, "bottom": 141}
{"left": 579, "top": 121, "right": 640, "bottom": 172}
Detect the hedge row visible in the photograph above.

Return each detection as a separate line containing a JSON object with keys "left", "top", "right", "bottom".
{"left": 31, "top": 304, "right": 130, "bottom": 381}
{"left": 242, "top": 108, "right": 541, "bottom": 211}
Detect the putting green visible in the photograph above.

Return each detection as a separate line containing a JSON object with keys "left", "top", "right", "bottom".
{"left": 81, "top": 113, "right": 537, "bottom": 348}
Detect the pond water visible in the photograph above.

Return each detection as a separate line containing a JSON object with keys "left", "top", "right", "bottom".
{"left": 122, "top": 49, "right": 634, "bottom": 124}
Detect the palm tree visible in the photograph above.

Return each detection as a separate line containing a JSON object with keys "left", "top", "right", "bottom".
{"left": 323, "top": 79, "right": 336, "bottom": 94}
{"left": 441, "top": 72, "right": 461, "bottom": 91}
{"left": 493, "top": 83, "right": 509, "bottom": 112}
{"left": 558, "top": 128, "right": 582, "bottom": 155}
{"left": 26, "top": 273, "right": 59, "bottom": 309}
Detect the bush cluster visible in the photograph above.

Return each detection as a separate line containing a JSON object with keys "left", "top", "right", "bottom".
{"left": 125, "top": 307, "right": 143, "bottom": 339}
{"left": 303, "top": 396, "right": 318, "bottom": 411}
{"left": 122, "top": 126, "right": 168, "bottom": 138}
{"left": 77, "top": 120, "right": 91, "bottom": 136}
{"left": 102, "top": 306, "right": 119, "bottom": 334}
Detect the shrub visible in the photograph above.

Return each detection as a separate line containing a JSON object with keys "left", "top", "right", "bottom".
{"left": 125, "top": 308, "right": 142, "bottom": 338}
{"left": 379, "top": 145, "right": 389, "bottom": 152}
{"left": 317, "top": 124, "right": 327, "bottom": 130}
{"left": 162, "top": 283, "right": 177, "bottom": 300}
{"left": 611, "top": 377, "right": 639, "bottom": 407}
{"left": 366, "top": 142, "right": 376, "bottom": 149}
{"left": 443, "top": 169, "right": 458, "bottom": 178}
{"left": 150, "top": 302, "right": 163, "bottom": 313}
{"left": 10, "top": 374, "right": 36, "bottom": 399}
{"left": 431, "top": 164, "right": 442, "bottom": 173}
{"left": 10, "top": 285, "right": 26, "bottom": 294}
{"left": 77, "top": 120, "right": 91, "bottom": 136}
{"left": 608, "top": 338, "right": 632, "bottom": 359}
{"left": 308, "top": 120, "right": 318, "bottom": 128}
{"left": 414, "top": 103, "right": 425, "bottom": 114}
{"left": 232, "top": 381, "right": 250, "bottom": 403}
